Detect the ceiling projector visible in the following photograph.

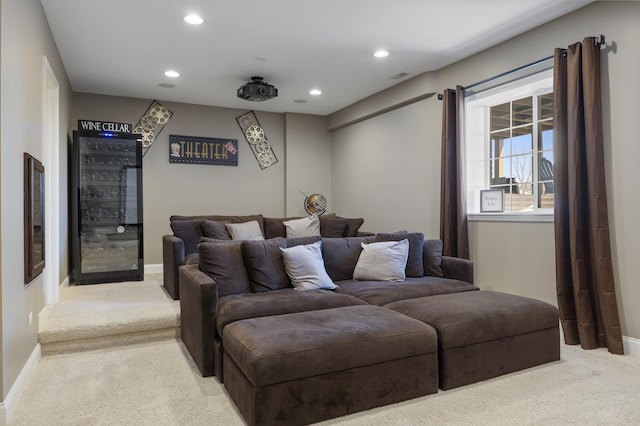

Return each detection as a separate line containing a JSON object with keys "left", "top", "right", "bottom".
{"left": 237, "top": 76, "right": 278, "bottom": 102}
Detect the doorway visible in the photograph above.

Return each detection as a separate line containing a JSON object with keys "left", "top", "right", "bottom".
{"left": 43, "top": 56, "right": 60, "bottom": 305}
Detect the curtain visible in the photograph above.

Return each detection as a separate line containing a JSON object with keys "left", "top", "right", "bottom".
{"left": 440, "top": 86, "right": 469, "bottom": 259}
{"left": 553, "top": 37, "right": 623, "bottom": 354}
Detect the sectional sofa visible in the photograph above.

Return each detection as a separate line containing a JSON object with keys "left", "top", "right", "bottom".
{"left": 177, "top": 224, "right": 560, "bottom": 426}
{"left": 162, "top": 213, "right": 366, "bottom": 300}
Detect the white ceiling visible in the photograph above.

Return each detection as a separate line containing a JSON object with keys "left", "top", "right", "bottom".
{"left": 40, "top": 0, "right": 592, "bottom": 116}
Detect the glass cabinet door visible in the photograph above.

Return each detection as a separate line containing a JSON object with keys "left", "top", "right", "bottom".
{"left": 76, "top": 134, "right": 142, "bottom": 278}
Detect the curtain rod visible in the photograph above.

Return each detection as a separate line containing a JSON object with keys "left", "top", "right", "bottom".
{"left": 437, "top": 34, "right": 606, "bottom": 100}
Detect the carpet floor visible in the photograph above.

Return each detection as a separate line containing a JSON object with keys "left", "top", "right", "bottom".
{"left": 10, "top": 337, "right": 640, "bottom": 425}
{"left": 11, "top": 277, "right": 640, "bottom": 425}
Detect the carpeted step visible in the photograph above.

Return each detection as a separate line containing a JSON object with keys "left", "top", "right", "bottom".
{"left": 39, "top": 276, "right": 180, "bottom": 354}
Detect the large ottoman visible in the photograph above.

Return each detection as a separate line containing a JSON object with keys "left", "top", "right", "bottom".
{"left": 223, "top": 305, "right": 439, "bottom": 426}
{"left": 385, "top": 291, "right": 560, "bottom": 390}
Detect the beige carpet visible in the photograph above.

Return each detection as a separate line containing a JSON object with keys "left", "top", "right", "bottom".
{"left": 39, "top": 274, "right": 180, "bottom": 354}
{"left": 9, "top": 338, "right": 640, "bottom": 425}
{"left": 19, "top": 277, "right": 639, "bottom": 425}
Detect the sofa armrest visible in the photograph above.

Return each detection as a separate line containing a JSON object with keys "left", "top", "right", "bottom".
{"left": 179, "top": 264, "right": 218, "bottom": 377}
{"left": 442, "top": 256, "right": 474, "bottom": 284}
{"left": 163, "top": 235, "right": 185, "bottom": 300}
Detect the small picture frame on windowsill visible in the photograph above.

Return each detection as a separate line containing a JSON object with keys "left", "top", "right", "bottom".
{"left": 480, "top": 189, "right": 504, "bottom": 213}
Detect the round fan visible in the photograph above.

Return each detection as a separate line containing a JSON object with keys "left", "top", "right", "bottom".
{"left": 304, "top": 193, "right": 327, "bottom": 215}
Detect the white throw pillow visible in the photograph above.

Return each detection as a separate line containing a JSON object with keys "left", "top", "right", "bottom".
{"left": 279, "top": 240, "right": 337, "bottom": 291}
{"left": 353, "top": 239, "right": 409, "bottom": 282}
{"left": 225, "top": 221, "right": 264, "bottom": 241}
{"left": 283, "top": 214, "right": 321, "bottom": 238}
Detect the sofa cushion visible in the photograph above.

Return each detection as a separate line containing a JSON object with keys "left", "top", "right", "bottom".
{"left": 424, "top": 239, "right": 444, "bottom": 277}
{"left": 285, "top": 236, "right": 322, "bottom": 247}
{"left": 199, "top": 241, "right": 251, "bottom": 297}
{"left": 226, "top": 220, "right": 264, "bottom": 241}
{"left": 283, "top": 214, "right": 321, "bottom": 238}
{"left": 216, "top": 289, "right": 367, "bottom": 336}
{"left": 280, "top": 240, "right": 336, "bottom": 291}
{"left": 201, "top": 220, "right": 232, "bottom": 240}
{"left": 321, "top": 236, "right": 376, "bottom": 282}
{"left": 335, "top": 276, "right": 479, "bottom": 306}
{"left": 353, "top": 239, "right": 409, "bottom": 282}
{"left": 170, "top": 219, "right": 202, "bottom": 255}
{"left": 223, "top": 305, "right": 437, "bottom": 387}
{"left": 318, "top": 215, "right": 348, "bottom": 237}
{"left": 241, "top": 238, "right": 290, "bottom": 292}
{"left": 375, "top": 232, "right": 425, "bottom": 277}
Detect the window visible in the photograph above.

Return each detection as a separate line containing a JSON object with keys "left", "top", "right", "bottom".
{"left": 466, "top": 69, "right": 554, "bottom": 218}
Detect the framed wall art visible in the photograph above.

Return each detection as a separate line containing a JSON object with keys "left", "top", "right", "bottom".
{"left": 24, "top": 152, "right": 45, "bottom": 283}
{"left": 480, "top": 189, "right": 504, "bottom": 213}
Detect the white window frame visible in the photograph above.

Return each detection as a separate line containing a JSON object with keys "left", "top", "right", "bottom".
{"left": 465, "top": 69, "right": 554, "bottom": 222}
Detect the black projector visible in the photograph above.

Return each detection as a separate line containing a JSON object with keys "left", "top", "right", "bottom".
{"left": 237, "top": 76, "right": 278, "bottom": 102}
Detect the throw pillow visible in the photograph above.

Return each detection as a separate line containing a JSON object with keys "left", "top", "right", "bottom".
{"left": 283, "top": 214, "right": 321, "bottom": 238}
{"left": 285, "top": 235, "right": 322, "bottom": 247}
{"left": 201, "top": 220, "right": 232, "bottom": 240}
{"left": 353, "top": 239, "right": 409, "bottom": 282}
{"left": 321, "top": 236, "right": 376, "bottom": 281}
{"left": 241, "top": 238, "right": 290, "bottom": 292}
{"left": 279, "top": 240, "right": 336, "bottom": 291}
{"left": 198, "top": 241, "right": 251, "bottom": 297}
{"left": 318, "top": 215, "right": 348, "bottom": 238}
{"left": 170, "top": 219, "right": 202, "bottom": 255}
{"left": 424, "top": 239, "right": 445, "bottom": 277}
{"left": 341, "top": 216, "right": 365, "bottom": 237}
{"left": 375, "top": 231, "right": 425, "bottom": 277}
{"left": 225, "top": 220, "right": 265, "bottom": 241}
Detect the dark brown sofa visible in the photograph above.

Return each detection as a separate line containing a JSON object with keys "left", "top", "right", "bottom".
{"left": 178, "top": 232, "right": 559, "bottom": 425}
{"left": 163, "top": 213, "right": 368, "bottom": 300}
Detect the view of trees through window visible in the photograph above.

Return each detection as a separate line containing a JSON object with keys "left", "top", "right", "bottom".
{"left": 488, "top": 92, "right": 554, "bottom": 212}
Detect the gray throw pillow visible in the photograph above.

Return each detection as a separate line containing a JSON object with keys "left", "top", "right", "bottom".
{"left": 283, "top": 214, "right": 321, "bottom": 238}
{"left": 375, "top": 231, "right": 425, "bottom": 277}
{"left": 198, "top": 241, "right": 251, "bottom": 297}
{"left": 353, "top": 239, "right": 409, "bottom": 282}
{"left": 241, "top": 238, "right": 290, "bottom": 292}
{"left": 280, "top": 240, "right": 336, "bottom": 291}
{"left": 226, "top": 220, "right": 265, "bottom": 240}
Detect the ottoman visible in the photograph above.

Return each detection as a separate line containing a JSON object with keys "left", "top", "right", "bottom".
{"left": 385, "top": 291, "right": 560, "bottom": 390}
{"left": 223, "top": 305, "right": 439, "bottom": 426}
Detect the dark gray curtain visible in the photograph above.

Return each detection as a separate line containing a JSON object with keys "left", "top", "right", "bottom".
{"left": 440, "top": 86, "right": 469, "bottom": 259}
{"left": 553, "top": 37, "right": 623, "bottom": 354}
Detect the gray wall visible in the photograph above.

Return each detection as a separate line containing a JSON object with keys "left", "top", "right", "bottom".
{"left": 1, "top": 0, "right": 71, "bottom": 400}
{"left": 72, "top": 95, "right": 334, "bottom": 264}
{"left": 328, "top": 1, "right": 640, "bottom": 341}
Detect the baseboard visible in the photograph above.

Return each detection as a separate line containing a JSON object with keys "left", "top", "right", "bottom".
{"left": 145, "top": 263, "right": 163, "bottom": 275}
{"left": 60, "top": 275, "right": 70, "bottom": 288}
{"left": 623, "top": 336, "right": 640, "bottom": 357}
{"left": 1, "top": 343, "right": 41, "bottom": 425}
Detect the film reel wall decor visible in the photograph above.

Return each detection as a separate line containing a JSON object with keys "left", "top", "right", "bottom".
{"left": 235, "top": 111, "right": 278, "bottom": 170}
{"left": 133, "top": 100, "right": 174, "bottom": 156}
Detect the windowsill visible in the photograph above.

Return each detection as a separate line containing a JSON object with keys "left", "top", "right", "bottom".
{"left": 468, "top": 212, "right": 554, "bottom": 223}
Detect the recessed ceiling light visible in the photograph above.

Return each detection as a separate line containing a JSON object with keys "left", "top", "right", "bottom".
{"left": 309, "top": 89, "right": 322, "bottom": 96}
{"left": 158, "top": 83, "right": 176, "bottom": 88}
{"left": 164, "top": 70, "right": 180, "bottom": 78}
{"left": 184, "top": 14, "right": 204, "bottom": 25}
{"left": 294, "top": 99, "right": 307, "bottom": 104}
{"left": 373, "top": 50, "right": 390, "bottom": 58}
